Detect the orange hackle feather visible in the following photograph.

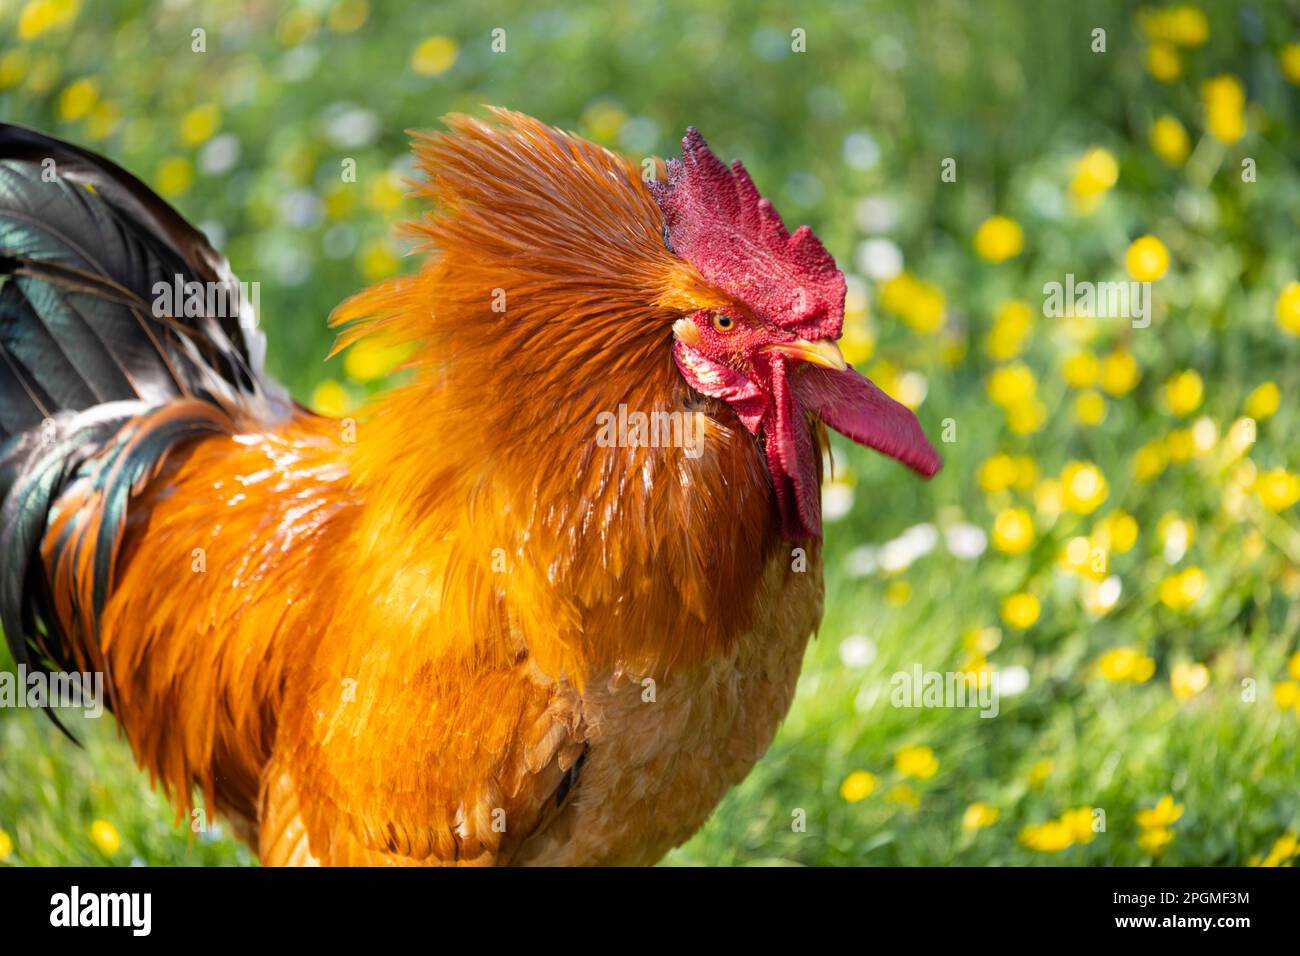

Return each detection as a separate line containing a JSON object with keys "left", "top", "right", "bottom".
{"left": 41, "top": 109, "right": 814, "bottom": 864}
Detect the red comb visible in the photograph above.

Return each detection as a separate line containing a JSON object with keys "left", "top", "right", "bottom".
{"left": 650, "top": 128, "right": 846, "bottom": 341}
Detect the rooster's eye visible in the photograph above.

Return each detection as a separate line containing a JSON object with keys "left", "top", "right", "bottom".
{"left": 711, "top": 313, "right": 736, "bottom": 333}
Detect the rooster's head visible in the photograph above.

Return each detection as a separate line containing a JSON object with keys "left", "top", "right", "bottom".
{"left": 650, "top": 129, "right": 942, "bottom": 539}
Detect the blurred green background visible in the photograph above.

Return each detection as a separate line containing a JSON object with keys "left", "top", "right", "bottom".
{"left": 1, "top": 0, "right": 1299, "bottom": 866}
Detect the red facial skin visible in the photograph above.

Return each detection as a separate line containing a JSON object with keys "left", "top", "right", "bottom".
{"left": 655, "top": 130, "right": 942, "bottom": 539}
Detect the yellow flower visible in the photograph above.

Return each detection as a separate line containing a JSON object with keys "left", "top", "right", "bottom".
{"left": 1069, "top": 148, "right": 1119, "bottom": 214}
{"left": 992, "top": 507, "right": 1034, "bottom": 556}
{"left": 840, "top": 770, "right": 878, "bottom": 803}
{"left": 1094, "top": 510, "right": 1138, "bottom": 553}
{"left": 1164, "top": 370, "right": 1203, "bottom": 417}
{"left": 1098, "top": 646, "right": 1156, "bottom": 683}
{"left": 1027, "top": 758, "right": 1054, "bottom": 788}
{"left": 1020, "top": 820, "right": 1073, "bottom": 852}
{"left": 1257, "top": 832, "right": 1300, "bottom": 867}
{"left": 1007, "top": 400, "right": 1047, "bottom": 436}
{"left": 1001, "top": 592, "right": 1040, "bottom": 630}
{"left": 1151, "top": 115, "right": 1191, "bottom": 165}
{"left": 1165, "top": 428, "right": 1194, "bottom": 462}
{"left": 1282, "top": 44, "right": 1300, "bottom": 85}
{"left": 57, "top": 77, "right": 98, "bottom": 122}
{"left": 1289, "top": 651, "right": 1300, "bottom": 681}
{"left": 973, "top": 215, "right": 1024, "bottom": 263}
{"left": 1073, "top": 390, "right": 1107, "bottom": 426}
{"left": 1203, "top": 74, "right": 1246, "bottom": 144}
{"left": 1061, "top": 807, "right": 1097, "bottom": 845}
{"left": 155, "top": 157, "right": 193, "bottom": 197}
{"left": 1245, "top": 381, "right": 1280, "bottom": 421}
{"left": 309, "top": 379, "right": 351, "bottom": 417}
{"left": 878, "top": 272, "right": 945, "bottom": 334}
{"left": 0, "top": 49, "right": 28, "bottom": 90}
{"left": 1138, "top": 827, "right": 1175, "bottom": 855}
{"left": 987, "top": 362, "right": 1036, "bottom": 409}
{"left": 1255, "top": 468, "right": 1300, "bottom": 512}
{"left": 359, "top": 240, "right": 400, "bottom": 281}
{"left": 327, "top": 0, "right": 369, "bottom": 34}
{"left": 986, "top": 300, "right": 1033, "bottom": 360}
{"left": 1170, "top": 661, "right": 1210, "bottom": 700}
{"left": 276, "top": 7, "right": 319, "bottom": 45}
{"left": 86, "top": 100, "right": 121, "bottom": 141}
{"left": 977, "top": 453, "right": 1017, "bottom": 494}
{"left": 1062, "top": 351, "right": 1099, "bottom": 388}
{"left": 1137, "top": 795, "right": 1184, "bottom": 829}
{"left": 411, "top": 36, "right": 458, "bottom": 76}
{"left": 582, "top": 101, "right": 629, "bottom": 143}
{"left": 1061, "top": 461, "right": 1108, "bottom": 515}
{"left": 1274, "top": 681, "right": 1300, "bottom": 710}
{"left": 1276, "top": 282, "right": 1300, "bottom": 336}
{"left": 885, "top": 783, "right": 921, "bottom": 810}
{"left": 1099, "top": 349, "right": 1140, "bottom": 396}
{"left": 0, "top": 828, "right": 11, "bottom": 861}
{"left": 1145, "top": 42, "right": 1181, "bottom": 83}
{"left": 962, "top": 801, "right": 999, "bottom": 832}
{"left": 1159, "top": 567, "right": 1206, "bottom": 611}
{"left": 90, "top": 819, "right": 120, "bottom": 856}
{"left": 1125, "top": 235, "right": 1170, "bottom": 282}
{"left": 1133, "top": 442, "right": 1167, "bottom": 482}
{"left": 885, "top": 579, "right": 912, "bottom": 607}
{"left": 344, "top": 336, "right": 411, "bottom": 383}
{"left": 179, "top": 103, "right": 221, "bottom": 148}
{"left": 894, "top": 744, "right": 939, "bottom": 780}
{"left": 18, "top": 0, "right": 81, "bottom": 40}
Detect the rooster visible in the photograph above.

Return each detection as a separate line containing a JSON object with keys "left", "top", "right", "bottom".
{"left": 0, "top": 109, "right": 940, "bottom": 865}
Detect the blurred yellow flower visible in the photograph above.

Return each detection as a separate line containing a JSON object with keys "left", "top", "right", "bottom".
{"left": 582, "top": 101, "right": 629, "bottom": 143}
{"left": 840, "top": 770, "right": 878, "bottom": 803}
{"left": 895, "top": 744, "right": 939, "bottom": 780}
{"left": 974, "top": 215, "right": 1023, "bottom": 263}
{"left": 1061, "top": 807, "right": 1097, "bottom": 845}
{"left": 86, "top": 100, "right": 122, "bottom": 141}
{"left": 1061, "top": 461, "right": 1108, "bottom": 515}
{"left": 885, "top": 579, "right": 912, "bottom": 607}
{"left": 1244, "top": 381, "right": 1281, "bottom": 421}
{"left": 1094, "top": 510, "right": 1138, "bottom": 553}
{"left": 1255, "top": 468, "right": 1300, "bottom": 512}
{"left": 1137, "top": 794, "right": 1184, "bottom": 829}
{"left": 878, "top": 272, "right": 945, "bottom": 334}
{"left": 1276, "top": 282, "right": 1300, "bottom": 336}
{"left": 1099, "top": 349, "right": 1140, "bottom": 396}
{"left": 18, "top": 0, "right": 81, "bottom": 40}
{"left": 885, "top": 783, "right": 921, "bottom": 810}
{"left": 90, "top": 819, "right": 120, "bottom": 856}
{"left": 1062, "top": 351, "right": 1098, "bottom": 388}
{"left": 276, "top": 7, "right": 320, "bottom": 46}
{"left": 310, "top": 379, "right": 351, "bottom": 417}
{"left": 1275, "top": 681, "right": 1300, "bottom": 710}
{"left": 327, "top": 0, "right": 369, "bottom": 34}
{"left": 1170, "top": 661, "right": 1210, "bottom": 700}
{"left": 1164, "top": 369, "right": 1203, "bottom": 417}
{"left": 1133, "top": 441, "right": 1167, "bottom": 482}
{"left": 359, "top": 240, "right": 401, "bottom": 281}
{"left": 987, "top": 362, "right": 1036, "bottom": 409}
{"left": 1020, "top": 820, "right": 1073, "bottom": 852}
{"left": 1139, "top": 6, "right": 1209, "bottom": 47}
{"left": 1001, "top": 592, "right": 1040, "bottom": 630}
{"left": 0, "top": 828, "right": 11, "bottom": 861}
{"left": 1073, "top": 390, "right": 1107, "bottom": 426}
{"left": 1255, "top": 832, "right": 1300, "bottom": 867}
{"left": 1159, "top": 567, "right": 1206, "bottom": 611}
{"left": 1098, "top": 646, "right": 1156, "bottom": 683}
{"left": 1007, "top": 400, "right": 1047, "bottom": 436}
{"left": 1165, "top": 427, "right": 1194, "bottom": 462}
{"left": 0, "top": 49, "right": 28, "bottom": 90}
{"left": 57, "top": 77, "right": 98, "bottom": 122}
{"left": 179, "top": 103, "right": 221, "bottom": 148}
{"left": 412, "top": 36, "right": 458, "bottom": 76}
{"left": 1027, "top": 757, "right": 1054, "bottom": 788}
{"left": 977, "top": 453, "right": 1017, "bottom": 493}
{"left": 1289, "top": 651, "right": 1300, "bottom": 681}
{"left": 1125, "top": 235, "right": 1169, "bottom": 282}
{"left": 1282, "top": 44, "right": 1300, "bottom": 85}
{"left": 155, "top": 156, "right": 193, "bottom": 197}
{"left": 986, "top": 300, "right": 1033, "bottom": 359}
{"left": 1069, "top": 148, "right": 1119, "bottom": 214}
{"left": 992, "top": 507, "right": 1034, "bottom": 555}
{"left": 1145, "top": 42, "right": 1181, "bottom": 83}
{"left": 345, "top": 336, "right": 411, "bottom": 383}
{"left": 962, "top": 801, "right": 999, "bottom": 833}
{"left": 1151, "top": 115, "right": 1191, "bottom": 165}
{"left": 1203, "top": 74, "right": 1246, "bottom": 144}
{"left": 1138, "top": 827, "right": 1175, "bottom": 855}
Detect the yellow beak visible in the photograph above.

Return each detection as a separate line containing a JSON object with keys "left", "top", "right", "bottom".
{"left": 762, "top": 338, "right": 848, "bottom": 371}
